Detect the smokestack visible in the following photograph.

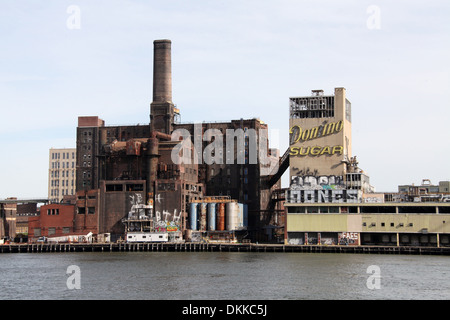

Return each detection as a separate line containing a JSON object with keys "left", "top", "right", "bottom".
{"left": 150, "top": 39, "right": 174, "bottom": 134}
{"left": 152, "top": 39, "right": 172, "bottom": 103}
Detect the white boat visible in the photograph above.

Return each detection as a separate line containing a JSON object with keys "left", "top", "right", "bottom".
{"left": 126, "top": 232, "right": 168, "bottom": 243}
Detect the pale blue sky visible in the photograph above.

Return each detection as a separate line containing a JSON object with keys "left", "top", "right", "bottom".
{"left": 1, "top": 0, "right": 449, "bottom": 198}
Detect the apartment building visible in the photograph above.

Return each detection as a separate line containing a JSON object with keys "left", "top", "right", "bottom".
{"left": 48, "top": 148, "right": 76, "bottom": 203}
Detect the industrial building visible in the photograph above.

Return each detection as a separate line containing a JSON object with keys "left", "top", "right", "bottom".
{"left": 74, "top": 39, "right": 282, "bottom": 242}
{"left": 284, "top": 89, "right": 450, "bottom": 247}
{"left": 1, "top": 198, "right": 44, "bottom": 242}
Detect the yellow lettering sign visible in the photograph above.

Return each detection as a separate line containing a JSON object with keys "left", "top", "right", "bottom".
{"left": 290, "top": 120, "right": 343, "bottom": 144}
{"left": 289, "top": 145, "right": 343, "bottom": 157}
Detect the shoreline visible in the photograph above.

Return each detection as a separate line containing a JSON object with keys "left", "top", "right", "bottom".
{"left": 1, "top": 242, "right": 450, "bottom": 255}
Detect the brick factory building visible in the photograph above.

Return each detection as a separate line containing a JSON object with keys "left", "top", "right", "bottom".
{"left": 74, "top": 40, "right": 282, "bottom": 242}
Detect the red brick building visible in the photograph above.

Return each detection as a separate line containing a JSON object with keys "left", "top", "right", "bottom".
{"left": 28, "top": 204, "right": 78, "bottom": 241}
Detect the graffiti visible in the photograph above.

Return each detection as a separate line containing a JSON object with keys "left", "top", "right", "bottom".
{"left": 155, "top": 209, "right": 182, "bottom": 224}
{"left": 363, "top": 197, "right": 383, "bottom": 203}
{"left": 338, "top": 232, "right": 359, "bottom": 245}
{"left": 128, "top": 193, "right": 150, "bottom": 219}
{"left": 290, "top": 175, "right": 345, "bottom": 191}
{"left": 154, "top": 220, "right": 179, "bottom": 233}
{"left": 287, "top": 189, "right": 360, "bottom": 203}
{"left": 320, "top": 238, "right": 336, "bottom": 245}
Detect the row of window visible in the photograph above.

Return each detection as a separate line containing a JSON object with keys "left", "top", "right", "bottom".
{"left": 51, "top": 170, "right": 75, "bottom": 178}
{"left": 78, "top": 207, "right": 95, "bottom": 214}
{"left": 50, "top": 189, "right": 74, "bottom": 196}
{"left": 52, "top": 152, "right": 75, "bottom": 160}
{"left": 364, "top": 222, "right": 414, "bottom": 227}
{"left": 51, "top": 180, "right": 74, "bottom": 187}
{"left": 34, "top": 227, "right": 71, "bottom": 236}
{"left": 51, "top": 162, "right": 75, "bottom": 169}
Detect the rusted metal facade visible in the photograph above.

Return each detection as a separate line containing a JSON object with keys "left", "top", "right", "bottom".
{"left": 73, "top": 39, "right": 282, "bottom": 241}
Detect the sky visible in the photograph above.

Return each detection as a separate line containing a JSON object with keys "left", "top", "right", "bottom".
{"left": 0, "top": 0, "right": 449, "bottom": 199}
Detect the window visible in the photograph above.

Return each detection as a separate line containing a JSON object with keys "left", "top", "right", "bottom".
{"left": 88, "top": 207, "right": 95, "bottom": 214}
{"left": 390, "top": 223, "right": 395, "bottom": 227}
{"left": 48, "top": 227, "right": 56, "bottom": 235}
{"left": 126, "top": 184, "right": 144, "bottom": 191}
{"left": 78, "top": 207, "right": 86, "bottom": 214}
{"left": 381, "top": 222, "right": 385, "bottom": 227}
{"left": 63, "top": 227, "right": 70, "bottom": 234}
{"left": 106, "top": 184, "right": 123, "bottom": 192}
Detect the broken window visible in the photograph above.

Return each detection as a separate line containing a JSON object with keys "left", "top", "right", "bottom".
{"left": 106, "top": 184, "right": 123, "bottom": 192}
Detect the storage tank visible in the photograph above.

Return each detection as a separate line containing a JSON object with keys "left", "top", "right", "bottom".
{"left": 189, "top": 203, "right": 198, "bottom": 231}
{"left": 217, "top": 203, "right": 225, "bottom": 231}
{"left": 200, "top": 203, "right": 207, "bottom": 231}
{"left": 208, "top": 203, "right": 216, "bottom": 231}
{"left": 226, "top": 201, "right": 239, "bottom": 231}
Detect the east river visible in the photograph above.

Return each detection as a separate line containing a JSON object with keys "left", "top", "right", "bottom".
{"left": 1, "top": 251, "right": 449, "bottom": 300}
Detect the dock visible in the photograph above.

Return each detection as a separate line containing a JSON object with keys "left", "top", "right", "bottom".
{"left": 1, "top": 243, "right": 450, "bottom": 255}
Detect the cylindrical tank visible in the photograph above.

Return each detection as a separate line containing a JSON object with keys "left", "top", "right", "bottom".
{"left": 226, "top": 202, "right": 239, "bottom": 231}
{"left": 217, "top": 203, "right": 225, "bottom": 231}
{"left": 200, "top": 203, "right": 207, "bottom": 231}
{"left": 189, "top": 203, "right": 198, "bottom": 231}
{"left": 208, "top": 203, "right": 216, "bottom": 231}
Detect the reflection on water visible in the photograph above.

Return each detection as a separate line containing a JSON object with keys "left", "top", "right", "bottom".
{"left": 1, "top": 252, "right": 449, "bottom": 300}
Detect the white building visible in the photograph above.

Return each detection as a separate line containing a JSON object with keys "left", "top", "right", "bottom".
{"left": 48, "top": 148, "right": 76, "bottom": 203}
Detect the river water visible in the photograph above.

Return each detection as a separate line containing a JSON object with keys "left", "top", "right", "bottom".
{"left": 1, "top": 251, "right": 449, "bottom": 300}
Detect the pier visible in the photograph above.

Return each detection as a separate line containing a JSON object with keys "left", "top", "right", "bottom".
{"left": 1, "top": 243, "right": 450, "bottom": 255}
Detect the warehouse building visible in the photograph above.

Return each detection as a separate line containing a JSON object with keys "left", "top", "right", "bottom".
{"left": 285, "top": 89, "right": 450, "bottom": 247}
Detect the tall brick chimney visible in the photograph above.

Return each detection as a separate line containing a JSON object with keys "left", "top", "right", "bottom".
{"left": 150, "top": 39, "right": 174, "bottom": 134}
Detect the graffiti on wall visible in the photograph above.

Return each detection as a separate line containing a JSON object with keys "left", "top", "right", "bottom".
{"left": 338, "top": 232, "right": 359, "bottom": 245}
{"left": 287, "top": 189, "right": 360, "bottom": 203}
{"left": 154, "top": 209, "right": 182, "bottom": 225}
{"left": 128, "top": 193, "right": 150, "bottom": 219}
{"left": 154, "top": 220, "right": 179, "bottom": 233}
{"left": 290, "top": 175, "right": 345, "bottom": 191}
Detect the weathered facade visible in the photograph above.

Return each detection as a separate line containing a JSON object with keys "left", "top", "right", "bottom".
{"left": 74, "top": 39, "right": 281, "bottom": 241}
{"left": 285, "top": 89, "right": 450, "bottom": 248}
